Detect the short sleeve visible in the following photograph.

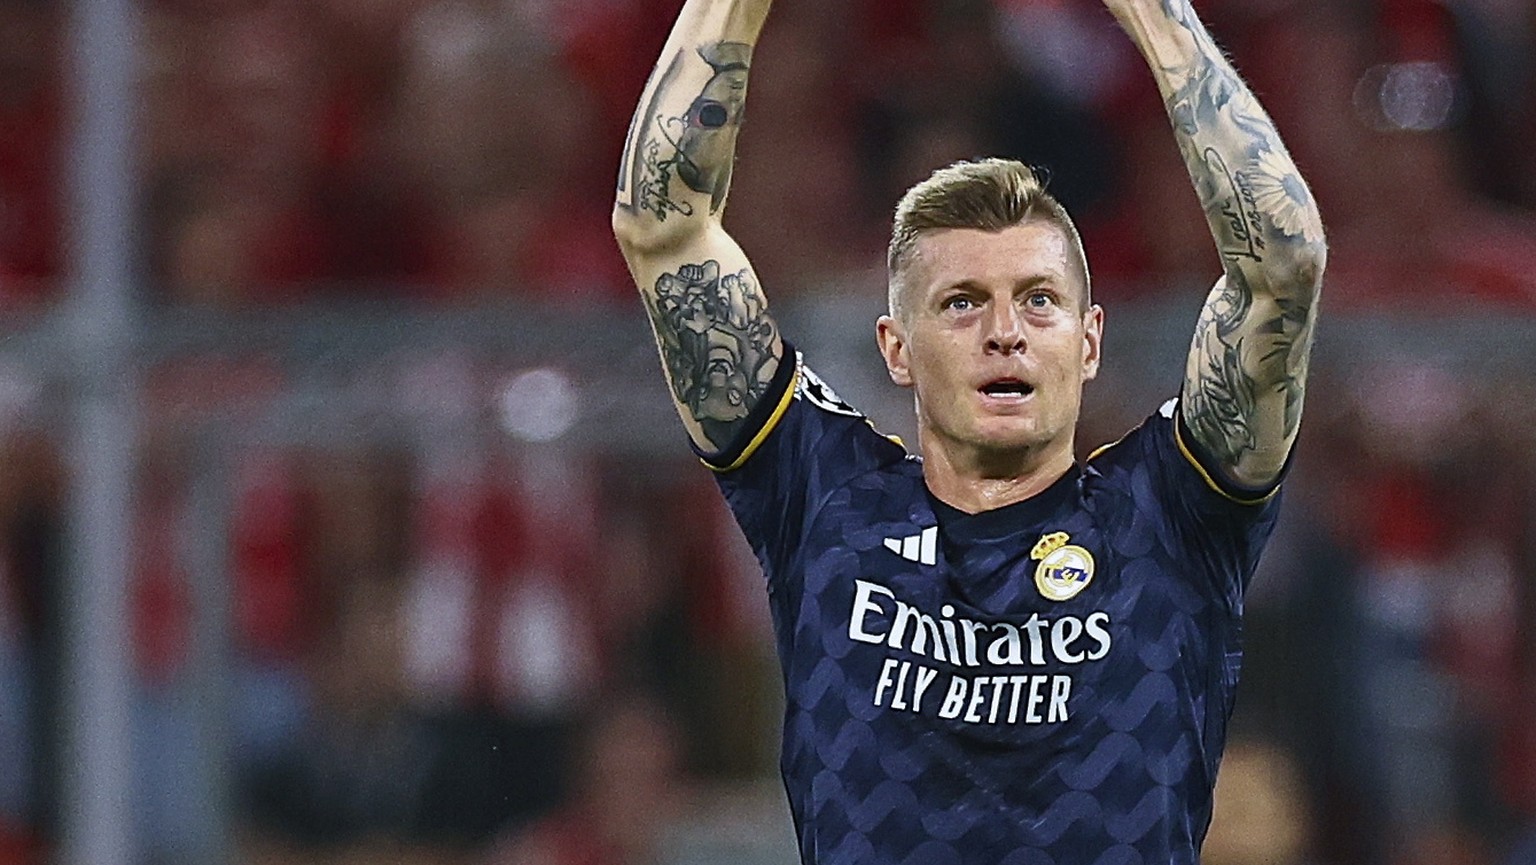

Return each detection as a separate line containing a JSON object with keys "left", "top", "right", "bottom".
{"left": 702, "top": 342, "right": 907, "bottom": 597}
{"left": 1087, "top": 398, "right": 1285, "bottom": 612}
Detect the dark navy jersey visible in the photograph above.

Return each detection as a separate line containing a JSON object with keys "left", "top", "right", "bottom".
{"left": 699, "top": 344, "right": 1285, "bottom": 865}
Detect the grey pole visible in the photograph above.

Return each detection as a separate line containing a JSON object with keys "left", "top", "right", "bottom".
{"left": 179, "top": 433, "right": 233, "bottom": 865}
{"left": 60, "top": 0, "right": 140, "bottom": 860}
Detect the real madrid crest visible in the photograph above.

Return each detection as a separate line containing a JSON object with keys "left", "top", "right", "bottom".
{"left": 1030, "top": 531, "right": 1096, "bottom": 602}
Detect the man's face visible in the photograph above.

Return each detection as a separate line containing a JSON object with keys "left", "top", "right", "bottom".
{"left": 877, "top": 220, "right": 1102, "bottom": 462}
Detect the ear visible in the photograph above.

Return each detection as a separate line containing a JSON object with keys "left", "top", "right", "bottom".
{"left": 876, "top": 315, "right": 914, "bottom": 388}
{"left": 1082, "top": 304, "right": 1104, "bottom": 382}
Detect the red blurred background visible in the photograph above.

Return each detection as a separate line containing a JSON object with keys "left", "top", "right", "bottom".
{"left": 0, "top": 0, "right": 1533, "bottom": 864}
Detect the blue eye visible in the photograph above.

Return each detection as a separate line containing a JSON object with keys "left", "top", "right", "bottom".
{"left": 1026, "top": 293, "right": 1052, "bottom": 308}
{"left": 943, "top": 296, "right": 976, "bottom": 312}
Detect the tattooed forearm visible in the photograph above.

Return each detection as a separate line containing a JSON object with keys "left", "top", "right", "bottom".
{"left": 614, "top": 1, "right": 782, "bottom": 454}
{"left": 1184, "top": 333, "right": 1258, "bottom": 466}
{"left": 1182, "top": 271, "right": 1260, "bottom": 466}
{"left": 1182, "top": 261, "right": 1324, "bottom": 470}
{"left": 1182, "top": 273, "right": 1318, "bottom": 471}
{"left": 1261, "top": 290, "right": 1318, "bottom": 436}
{"left": 614, "top": 0, "right": 771, "bottom": 229}
{"left": 1206, "top": 149, "right": 1264, "bottom": 262}
{"left": 624, "top": 52, "right": 693, "bottom": 220}
{"left": 644, "top": 259, "right": 780, "bottom": 448}
{"left": 1154, "top": 10, "right": 1324, "bottom": 259}
{"left": 1109, "top": 0, "right": 1325, "bottom": 482}
{"left": 619, "top": 42, "right": 753, "bottom": 223}
{"left": 675, "top": 42, "right": 751, "bottom": 211}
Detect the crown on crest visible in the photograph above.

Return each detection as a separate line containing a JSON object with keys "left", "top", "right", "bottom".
{"left": 1030, "top": 532, "right": 1071, "bottom": 561}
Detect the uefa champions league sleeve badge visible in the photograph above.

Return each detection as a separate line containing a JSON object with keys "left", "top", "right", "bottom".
{"left": 1031, "top": 532, "right": 1096, "bottom": 602}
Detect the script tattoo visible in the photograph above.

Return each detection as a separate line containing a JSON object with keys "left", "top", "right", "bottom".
{"left": 1160, "top": 0, "right": 1324, "bottom": 474}
{"left": 1163, "top": 51, "right": 1321, "bottom": 254}
{"left": 639, "top": 131, "right": 695, "bottom": 220}
{"left": 645, "top": 260, "right": 779, "bottom": 448}
{"left": 1196, "top": 148, "right": 1264, "bottom": 262}
{"left": 630, "top": 42, "right": 752, "bottom": 221}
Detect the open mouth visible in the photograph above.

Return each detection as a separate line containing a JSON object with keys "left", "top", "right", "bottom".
{"left": 979, "top": 379, "right": 1034, "bottom": 398}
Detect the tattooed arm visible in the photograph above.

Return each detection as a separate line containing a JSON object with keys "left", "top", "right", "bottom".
{"left": 612, "top": 0, "right": 784, "bottom": 454}
{"left": 1106, "top": 0, "right": 1327, "bottom": 490}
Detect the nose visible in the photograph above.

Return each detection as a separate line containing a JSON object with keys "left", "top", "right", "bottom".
{"left": 984, "top": 302, "right": 1026, "bottom": 356}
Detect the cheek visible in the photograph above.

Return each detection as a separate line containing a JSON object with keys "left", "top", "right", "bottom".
{"left": 912, "top": 326, "right": 969, "bottom": 362}
{"left": 911, "top": 347, "right": 966, "bottom": 395}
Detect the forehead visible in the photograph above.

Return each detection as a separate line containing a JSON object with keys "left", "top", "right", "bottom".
{"left": 907, "top": 221, "right": 1078, "bottom": 295}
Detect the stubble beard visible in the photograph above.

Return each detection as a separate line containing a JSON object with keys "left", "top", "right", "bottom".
{"left": 919, "top": 398, "right": 1073, "bottom": 480}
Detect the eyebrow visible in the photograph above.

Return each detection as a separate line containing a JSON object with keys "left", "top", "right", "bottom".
{"left": 936, "top": 274, "right": 1060, "bottom": 295}
{"left": 1015, "top": 275, "right": 1060, "bottom": 291}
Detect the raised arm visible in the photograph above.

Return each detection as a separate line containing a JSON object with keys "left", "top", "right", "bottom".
{"left": 613, "top": 0, "right": 784, "bottom": 456}
{"left": 1106, "top": 1, "right": 1328, "bottom": 490}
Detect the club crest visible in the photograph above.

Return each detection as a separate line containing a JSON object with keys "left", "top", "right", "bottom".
{"left": 1031, "top": 532, "right": 1096, "bottom": 602}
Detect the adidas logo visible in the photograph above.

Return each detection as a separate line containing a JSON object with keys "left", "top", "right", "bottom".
{"left": 883, "top": 526, "right": 938, "bottom": 566}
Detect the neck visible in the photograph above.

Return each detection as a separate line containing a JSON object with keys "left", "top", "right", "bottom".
{"left": 920, "top": 434, "right": 1076, "bottom": 514}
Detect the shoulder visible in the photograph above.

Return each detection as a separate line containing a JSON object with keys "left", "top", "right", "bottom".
{"left": 708, "top": 346, "right": 908, "bottom": 474}
{"left": 1086, "top": 398, "right": 1281, "bottom": 507}
{"left": 1082, "top": 401, "right": 1285, "bottom": 609}
{"left": 1083, "top": 399, "right": 1178, "bottom": 478}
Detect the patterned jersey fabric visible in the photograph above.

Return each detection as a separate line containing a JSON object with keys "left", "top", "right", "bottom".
{"left": 702, "top": 344, "right": 1284, "bottom": 865}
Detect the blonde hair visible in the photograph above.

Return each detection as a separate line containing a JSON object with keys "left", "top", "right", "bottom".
{"left": 887, "top": 159, "right": 1090, "bottom": 318}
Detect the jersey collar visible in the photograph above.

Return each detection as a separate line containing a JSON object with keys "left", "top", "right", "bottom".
{"left": 926, "top": 463, "right": 1083, "bottom": 543}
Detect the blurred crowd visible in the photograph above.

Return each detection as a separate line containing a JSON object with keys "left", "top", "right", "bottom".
{"left": 1201, "top": 359, "right": 1536, "bottom": 865}
{"left": 1, "top": 0, "right": 1535, "bottom": 307}
{"left": 0, "top": 0, "right": 1534, "bottom": 864}
{"left": 6, "top": 342, "right": 1533, "bottom": 865}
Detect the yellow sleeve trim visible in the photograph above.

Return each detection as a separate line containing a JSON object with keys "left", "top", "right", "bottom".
{"left": 702, "top": 363, "right": 800, "bottom": 473}
{"left": 1086, "top": 435, "right": 1126, "bottom": 463}
{"left": 1173, "top": 415, "right": 1280, "bottom": 506}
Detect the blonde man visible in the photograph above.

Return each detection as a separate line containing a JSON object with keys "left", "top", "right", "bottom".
{"left": 612, "top": 0, "right": 1326, "bottom": 861}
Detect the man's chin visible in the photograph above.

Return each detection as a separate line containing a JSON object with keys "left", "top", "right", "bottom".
{"left": 971, "top": 415, "right": 1049, "bottom": 447}
{"left": 919, "top": 411, "right": 1061, "bottom": 461}
{"left": 959, "top": 425, "right": 1057, "bottom": 461}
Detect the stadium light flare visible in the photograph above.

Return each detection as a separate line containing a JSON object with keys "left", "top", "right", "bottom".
{"left": 498, "top": 367, "right": 579, "bottom": 442}
{"left": 1353, "top": 62, "right": 1459, "bottom": 132}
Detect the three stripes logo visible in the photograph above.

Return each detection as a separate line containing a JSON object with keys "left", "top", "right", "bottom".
{"left": 883, "top": 526, "right": 938, "bottom": 567}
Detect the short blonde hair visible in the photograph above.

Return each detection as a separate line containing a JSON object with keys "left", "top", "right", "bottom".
{"left": 887, "top": 159, "right": 1090, "bottom": 318}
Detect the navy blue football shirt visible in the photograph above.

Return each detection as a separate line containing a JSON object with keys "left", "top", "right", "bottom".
{"left": 700, "top": 344, "right": 1284, "bottom": 865}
